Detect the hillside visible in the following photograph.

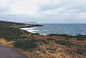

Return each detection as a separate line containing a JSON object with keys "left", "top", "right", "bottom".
{"left": 0, "top": 20, "right": 24, "bottom": 26}
{"left": 0, "top": 20, "right": 86, "bottom": 58}
{"left": 0, "top": 21, "right": 31, "bottom": 41}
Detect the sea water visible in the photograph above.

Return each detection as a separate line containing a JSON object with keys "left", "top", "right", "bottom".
{"left": 21, "top": 24, "right": 86, "bottom": 36}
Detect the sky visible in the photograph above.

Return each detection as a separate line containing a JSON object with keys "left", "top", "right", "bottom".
{"left": 0, "top": 0, "right": 86, "bottom": 23}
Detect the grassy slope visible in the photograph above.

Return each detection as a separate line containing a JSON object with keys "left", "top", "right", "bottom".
{"left": 0, "top": 24, "right": 24, "bottom": 41}
{"left": 0, "top": 21, "right": 29, "bottom": 41}
{"left": 0, "top": 20, "right": 24, "bottom": 26}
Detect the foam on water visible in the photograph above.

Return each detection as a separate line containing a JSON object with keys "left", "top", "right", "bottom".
{"left": 21, "top": 24, "right": 86, "bottom": 36}
{"left": 21, "top": 27, "right": 36, "bottom": 30}
{"left": 21, "top": 27, "right": 39, "bottom": 33}
{"left": 27, "top": 30, "right": 39, "bottom": 33}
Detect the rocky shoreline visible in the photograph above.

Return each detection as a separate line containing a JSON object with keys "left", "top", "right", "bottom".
{"left": 19, "top": 24, "right": 44, "bottom": 28}
{"left": 10, "top": 24, "right": 44, "bottom": 28}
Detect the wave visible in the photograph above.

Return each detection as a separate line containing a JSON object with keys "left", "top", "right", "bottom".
{"left": 27, "top": 30, "right": 39, "bottom": 33}
{"left": 21, "top": 27, "right": 36, "bottom": 30}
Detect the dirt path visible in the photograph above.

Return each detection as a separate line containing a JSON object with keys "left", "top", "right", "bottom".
{"left": 0, "top": 45, "right": 29, "bottom": 58}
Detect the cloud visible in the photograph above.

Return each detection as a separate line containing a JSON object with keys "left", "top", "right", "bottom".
{"left": 11, "top": 0, "right": 38, "bottom": 15}
{"left": 0, "top": 0, "right": 86, "bottom": 23}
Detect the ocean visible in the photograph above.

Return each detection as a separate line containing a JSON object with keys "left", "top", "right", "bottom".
{"left": 21, "top": 24, "right": 86, "bottom": 36}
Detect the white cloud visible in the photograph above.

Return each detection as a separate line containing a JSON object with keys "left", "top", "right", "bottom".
{"left": 11, "top": 0, "right": 38, "bottom": 15}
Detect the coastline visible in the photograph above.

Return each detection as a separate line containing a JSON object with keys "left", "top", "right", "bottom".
{"left": 10, "top": 24, "right": 44, "bottom": 28}
{"left": 0, "top": 21, "right": 86, "bottom": 58}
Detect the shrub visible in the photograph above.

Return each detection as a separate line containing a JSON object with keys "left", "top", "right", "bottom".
{"left": 76, "top": 48, "right": 83, "bottom": 54}
{"left": 55, "top": 40, "right": 74, "bottom": 45}
{"left": 33, "top": 33, "right": 40, "bottom": 35}
{"left": 84, "top": 44, "right": 86, "bottom": 48}
{"left": 65, "top": 37, "right": 69, "bottom": 40}
{"left": 48, "top": 34, "right": 76, "bottom": 38}
{"left": 14, "top": 39, "right": 38, "bottom": 50}
{"left": 76, "top": 34, "right": 86, "bottom": 41}
{"left": 4, "top": 36, "right": 18, "bottom": 41}
{"left": 40, "top": 40, "right": 49, "bottom": 44}
{"left": 0, "top": 25, "right": 27, "bottom": 41}
{"left": 47, "top": 38, "right": 55, "bottom": 40}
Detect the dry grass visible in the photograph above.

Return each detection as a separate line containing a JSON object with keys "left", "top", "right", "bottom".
{"left": 0, "top": 35, "right": 86, "bottom": 58}
{"left": 0, "top": 38, "right": 7, "bottom": 45}
{"left": 0, "top": 38, "right": 15, "bottom": 48}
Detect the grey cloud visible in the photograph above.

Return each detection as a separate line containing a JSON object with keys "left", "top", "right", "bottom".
{"left": 38, "top": 0, "right": 86, "bottom": 13}
{"left": 0, "top": 0, "right": 86, "bottom": 23}
{"left": 38, "top": 0, "right": 86, "bottom": 20}
{"left": 0, "top": 7, "right": 10, "bottom": 12}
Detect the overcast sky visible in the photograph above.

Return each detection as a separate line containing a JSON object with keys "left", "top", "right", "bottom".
{"left": 0, "top": 0, "right": 86, "bottom": 23}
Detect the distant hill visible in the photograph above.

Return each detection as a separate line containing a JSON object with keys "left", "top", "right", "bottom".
{"left": 0, "top": 20, "right": 25, "bottom": 26}
{"left": 23, "top": 22, "right": 37, "bottom": 24}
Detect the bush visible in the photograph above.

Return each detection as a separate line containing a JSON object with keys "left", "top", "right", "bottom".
{"left": 84, "top": 44, "right": 86, "bottom": 48}
{"left": 4, "top": 36, "right": 18, "bottom": 41}
{"left": 55, "top": 40, "right": 74, "bottom": 45}
{"left": 40, "top": 40, "right": 49, "bottom": 44}
{"left": 47, "top": 38, "right": 55, "bottom": 40}
{"left": 48, "top": 34, "right": 76, "bottom": 38}
{"left": 76, "top": 34, "right": 86, "bottom": 41}
{"left": 76, "top": 48, "right": 83, "bottom": 54}
{"left": 33, "top": 33, "right": 40, "bottom": 35}
{"left": 0, "top": 25, "right": 26, "bottom": 41}
{"left": 14, "top": 39, "right": 38, "bottom": 50}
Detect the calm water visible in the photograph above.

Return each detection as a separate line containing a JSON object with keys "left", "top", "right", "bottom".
{"left": 21, "top": 24, "right": 86, "bottom": 36}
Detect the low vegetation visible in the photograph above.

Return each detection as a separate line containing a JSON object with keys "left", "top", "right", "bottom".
{"left": 48, "top": 34, "right": 86, "bottom": 41}
{"left": 48, "top": 34, "right": 76, "bottom": 38}
{"left": 0, "top": 20, "right": 86, "bottom": 58}
{"left": 0, "top": 20, "right": 24, "bottom": 26}
{"left": 31, "top": 33, "right": 40, "bottom": 35}
{"left": 47, "top": 38, "right": 55, "bottom": 40}
{"left": 76, "top": 34, "right": 86, "bottom": 41}
{"left": 55, "top": 40, "right": 74, "bottom": 45}
{"left": 76, "top": 48, "right": 83, "bottom": 54}
{"left": 0, "top": 24, "right": 24, "bottom": 41}
{"left": 14, "top": 39, "right": 39, "bottom": 50}
{"left": 40, "top": 40, "right": 49, "bottom": 44}
{"left": 84, "top": 44, "right": 86, "bottom": 48}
